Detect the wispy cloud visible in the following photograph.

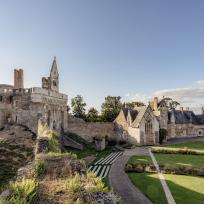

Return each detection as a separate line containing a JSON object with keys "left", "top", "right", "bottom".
{"left": 125, "top": 80, "right": 204, "bottom": 113}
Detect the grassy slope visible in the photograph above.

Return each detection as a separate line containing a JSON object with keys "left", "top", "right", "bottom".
{"left": 165, "top": 174, "right": 204, "bottom": 204}
{"left": 128, "top": 173, "right": 167, "bottom": 204}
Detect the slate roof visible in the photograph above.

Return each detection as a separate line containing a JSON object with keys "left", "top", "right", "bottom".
{"left": 120, "top": 106, "right": 148, "bottom": 127}
{"left": 169, "top": 110, "right": 204, "bottom": 125}
{"left": 131, "top": 106, "right": 149, "bottom": 128}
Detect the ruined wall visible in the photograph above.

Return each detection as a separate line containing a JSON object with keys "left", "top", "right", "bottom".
{"left": 66, "top": 116, "right": 115, "bottom": 142}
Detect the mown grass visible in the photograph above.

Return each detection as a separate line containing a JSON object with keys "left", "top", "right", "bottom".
{"left": 128, "top": 173, "right": 167, "bottom": 204}
{"left": 154, "top": 153, "right": 204, "bottom": 168}
{"left": 128, "top": 153, "right": 204, "bottom": 169}
{"left": 165, "top": 174, "right": 204, "bottom": 204}
{"left": 166, "top": 141, "right": 204, "bottom": 151}
{"left": 127, "top": 155, "right": 152, "bottom": 165}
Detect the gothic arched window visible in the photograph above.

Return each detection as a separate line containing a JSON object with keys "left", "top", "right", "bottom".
{"left": 145, "top": 120, "right": 152, "bottom": 134}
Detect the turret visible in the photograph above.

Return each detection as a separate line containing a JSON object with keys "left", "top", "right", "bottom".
{"left": 50, "top": 56, "right": 59, "bottom": 92}
{"left": 14, "top": 69, "right": 24, "bottom": 89}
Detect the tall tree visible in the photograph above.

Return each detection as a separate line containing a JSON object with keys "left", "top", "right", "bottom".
{"left": 159, "top": 97, "right": 180, "bottom": 110}
{"left": 71, "top": 95, "right": 86, "bottom": 119}
{"left": 86, "top": 107, "right": 99, "bottom": 122}
{"left": 101, "top": 96, "right": 122, "bottom": 122}
{"left": 123, "top": 101, "right": 145, "bottom": 110}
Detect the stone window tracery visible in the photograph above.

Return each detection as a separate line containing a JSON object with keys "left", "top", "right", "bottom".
{"left": 145, "top": 120, "right": 153, "bottom": 134}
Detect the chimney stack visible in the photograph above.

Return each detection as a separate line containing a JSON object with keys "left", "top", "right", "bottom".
{"left": 153, "top": 97, "right": 158, "bottom": 111}
{"left": 202, "top": 107, "right": 204, "bottom": 115}
{"left": 14, "top": 69, "right": 24, "bottom": 89}
{"left": 180, "top": 107, "right": 184, "bottom": 111}
{"left": 186, "top": 107, "right": 190, "bottom": 111}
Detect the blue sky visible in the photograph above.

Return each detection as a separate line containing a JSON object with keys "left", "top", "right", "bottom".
{"left": 1, "top": 0, "right": 204, "bottom": 112}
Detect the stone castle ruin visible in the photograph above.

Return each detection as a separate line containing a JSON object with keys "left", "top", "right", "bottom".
{"left": 0, "top": 57, "right": 68, "bottom": 134}
{"left": 1, "top": 58, "right": 204, "bottom": 147}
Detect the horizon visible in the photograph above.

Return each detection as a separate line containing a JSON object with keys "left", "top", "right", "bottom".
{"left": 1, "top": 0, "right": 204, "bottom": 113}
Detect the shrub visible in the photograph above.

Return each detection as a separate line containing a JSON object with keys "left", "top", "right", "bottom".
{"left": 159, "top": 129, "right": 167, "bottom": 144}
{"left": 6, "top": 179, "right": 38, "bottom": 204}
{"left": 65, "top": 173, "right": 81, "bottom": 194}
{"left": 151, "top": 147, "right": 204, "bottom": 155}
{"left": 34, "top": 160, "right": 45, "bottom": 177}
{"left": 48, "top": 134, "right": 61, "bottom": 153}
{"left": 85, "top": 172, "right": 108, "bottom": 193}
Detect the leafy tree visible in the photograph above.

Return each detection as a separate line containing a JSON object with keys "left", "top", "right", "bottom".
{"left": 123, "top": 101, "right": 145, "bottom": 110}
{"left": 86, "top": 107, "right": 99, "bottom": 122}
{"left": 101, "top": 96, "right": 122, "bottom": 122}
{"left": 71, "top": 95, "right": 86, "bottom": 119}
{"left": 159, "top": 97, "right": 180, "bottom": 110}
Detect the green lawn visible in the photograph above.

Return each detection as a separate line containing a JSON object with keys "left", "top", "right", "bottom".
{"left": 154, "top": 153, "right": 204, "bottom": 168}
{"left": 165, "top": 174, "right": 204, "bottom": 204}
{"left": 128, "top": 173, "right": 167, "bottom": 204}
{"left": 127, "top": 155, "right": 152, "bottom": 165}
{"left": 167, "top": 141, "right": 204, "bottom": 150}
{"left": 127, "top": 153, "right": 204, "bottom": 169}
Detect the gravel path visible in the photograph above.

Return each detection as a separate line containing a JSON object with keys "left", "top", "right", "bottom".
{"left": 109, "top": 147, "right": 153, "bottom": 204}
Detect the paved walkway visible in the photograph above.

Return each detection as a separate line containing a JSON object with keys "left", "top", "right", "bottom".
{"left": 149, "top": 149, "right": 175, "bottom": 204}
{"left": 88, "top": 151, "right": 122, "bottom": 178}
{"left": 109, "top": 147, "right": 153, "bottom": 204}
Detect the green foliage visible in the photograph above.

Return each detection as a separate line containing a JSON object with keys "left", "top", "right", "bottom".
{"left": 101, "top": 96, "right": 122, "bottom": 122}
{"left": 65, "top": 173, "right": 81, "bottom": 194}
{"left": 152, "top": 146, "right": 204, "bottom": 155}
{"left": 85, "top": 107, "right": 100, "bottom": 122}
{"left": 123, "top": 101, "right": 145, "bottom": 109}
{"left": 48, "top": 135, "right": 61, "bottom": 153}
{"left": 159, "top": 128, "right": 167, "bottom": 144}
{"left": 85, "top": 172, "right": 108, "bottom": 193}
{"left": 34, "top": 160, "right": 45, "bottom": 177}
{"left": 5, "top": 179, "right": 38, "bottom": 204}
{"left": 159, "top": 97, "right": 180, "bottom": 110}
{"left": 71, "top": 95, "right": 86, "bottom": 119}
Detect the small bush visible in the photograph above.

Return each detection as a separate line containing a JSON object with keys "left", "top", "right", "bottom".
{"left": 48, "top": 134, "right": 61, "bottom": 153}
{"left": 5, "top": 179, "right": 38, "bottom": 204}
{"left": 34, "top": 160, "right": 45, "bottom": 177}
{"left": 151, "top": 147, "right": 204, "bottom": 155}
{"left": 85, "top": 172, "right": 108, "bottom": 193}
{"left": 65, "top": 173, "right": 81, "bottom": 194}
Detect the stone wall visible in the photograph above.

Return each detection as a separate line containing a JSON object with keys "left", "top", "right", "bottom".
{"left": 167, "top": 123, "right": 204, "bottom": 138}
{"left": 66, "top": 116, "right": 115, "bottom": 142}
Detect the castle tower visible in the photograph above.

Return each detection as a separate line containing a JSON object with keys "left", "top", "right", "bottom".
{"left": 50, "top": 57, "right": 59, "bottom": 92}
{"left": 14, "top": 69, "right": 24, "bottom": 89}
